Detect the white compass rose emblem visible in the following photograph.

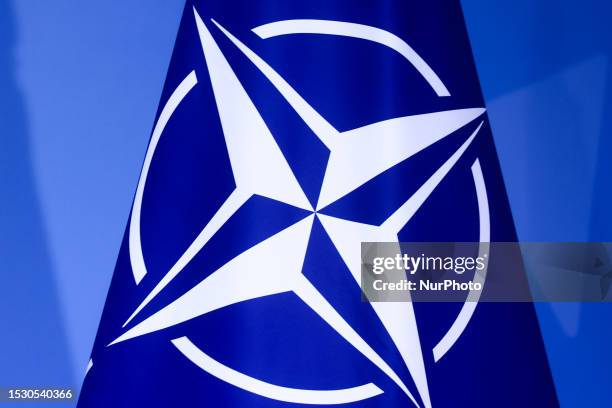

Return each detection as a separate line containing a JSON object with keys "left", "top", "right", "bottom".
{"left": 106, "top": 7, "right": 491, "bottom": 408}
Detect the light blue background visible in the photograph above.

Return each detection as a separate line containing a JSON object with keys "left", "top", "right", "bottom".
{"left": 1, "top": 0, "right": 610, "bottom": 406}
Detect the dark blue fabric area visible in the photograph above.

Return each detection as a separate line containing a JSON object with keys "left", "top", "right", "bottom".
{"left": 80, "top": 1, "right": 558, "bottom": 407}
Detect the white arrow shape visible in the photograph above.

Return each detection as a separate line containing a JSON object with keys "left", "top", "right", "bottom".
{"left": 317, "top": 108, "right": 485, "bottom": 210}
{"left": 124, "top": 10, "right": 312, "bottom": 326}
{"left": 112, "top": 215, "right": 315, "bottom": 345}
{"left": 318, "top": 122, "right": 483, "bottom": 408}
{"left": 209, "top": 18, "right": 484, "bottom": 211}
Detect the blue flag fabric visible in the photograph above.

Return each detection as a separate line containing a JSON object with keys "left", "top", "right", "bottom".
{"left": 79, "top": 1, "right": 558, "bottom": 407}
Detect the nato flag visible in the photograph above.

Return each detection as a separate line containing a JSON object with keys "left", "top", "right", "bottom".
{"left": 79, "top": 1, "right": 558, "bottom": 407}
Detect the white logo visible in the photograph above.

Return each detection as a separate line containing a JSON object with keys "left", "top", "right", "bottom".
{"left": 106, "top": 8, "right": 490, "bottom": 407}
